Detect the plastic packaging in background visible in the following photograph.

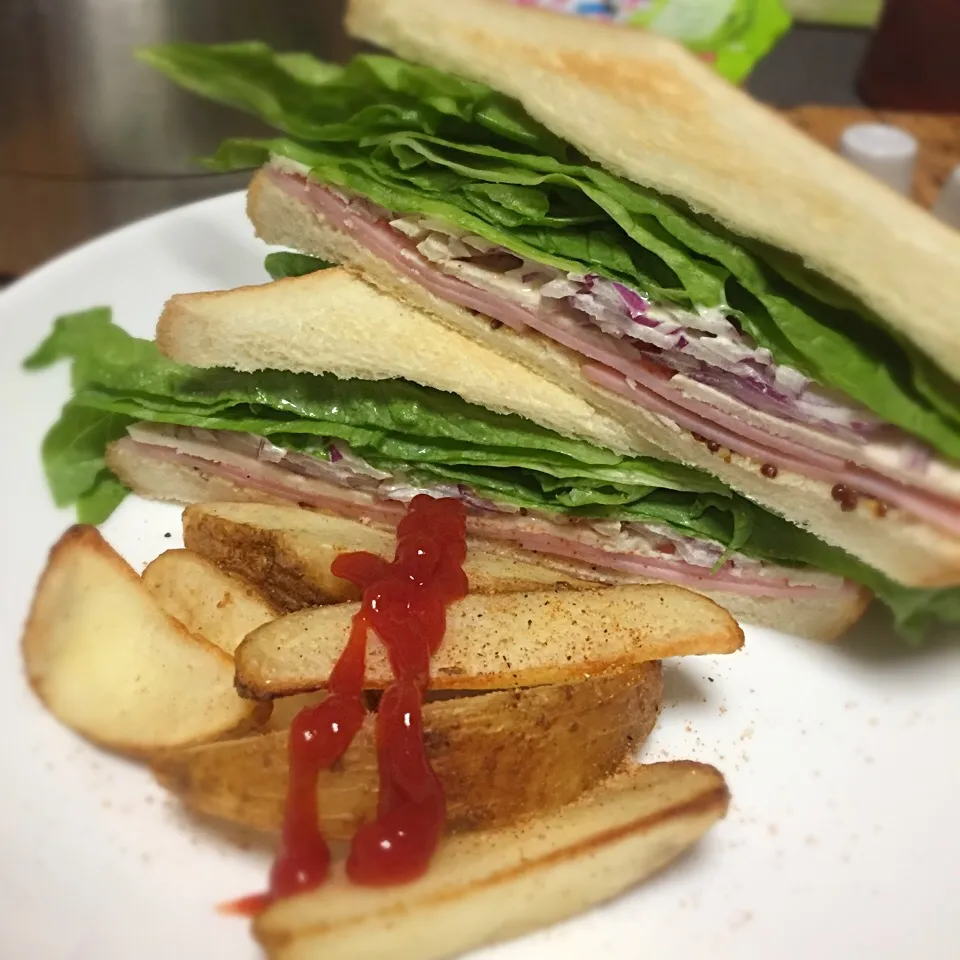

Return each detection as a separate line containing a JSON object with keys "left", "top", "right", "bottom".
{"left": 784, "top": 0, "right": 881, "bottom": 27}
{"left": 511, "top": 0, "right": 792, "bottom": 83}
{"left": 511, "top": 1, "right": 616, "bottom": 16}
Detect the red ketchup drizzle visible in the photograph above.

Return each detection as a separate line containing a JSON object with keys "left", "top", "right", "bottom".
{"left": 222, "top": 495, "right": 467, "bottom": 915}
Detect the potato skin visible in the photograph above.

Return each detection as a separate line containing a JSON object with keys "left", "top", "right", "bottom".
{"left": 235, "top": 582, "right": 740, "bottom": 698}
{"left": 22, "top": 526, "right": 256, "bottom": 754}
{"left": 252, "top": 760, "right": 728, "bottom": 960}
{"left": 183, "top": 508, "right": 360, "bottom": 612}
{"left": 181, "top": 502, "right": 594, "bottom": 614}
{"left": 152, "top": 663, "right": 662, "bottom": 836}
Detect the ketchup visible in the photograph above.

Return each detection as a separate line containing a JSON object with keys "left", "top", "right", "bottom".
{"left": 224, "top": 495, "right": 468, "bottom": 915}
{"left": 336, "top": 496, "right": 468, "bottom": 885}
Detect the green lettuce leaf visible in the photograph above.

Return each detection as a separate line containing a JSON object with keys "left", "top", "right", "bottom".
{"left": 25, "top": 308, "right": 721, "bottom": 512}
{"left": 398, "top": 458, "right": 759, "bottom": 552}
{"left": 75, "top": 470, "right": 130, "bottom": 526}
{"left": 36, "top": 402, "right": 135, "bottom": 514}
{"left": 143, "top": 42, "right": 960, "bottom": 460}
{"left": 742, "top": 509, "right": 960, "bottom": 639}
{"left": 25, "top": 307, "right": 960, "bottom": 640}
{"left": 263, "top": 251, "right": 333, "bottom": 279}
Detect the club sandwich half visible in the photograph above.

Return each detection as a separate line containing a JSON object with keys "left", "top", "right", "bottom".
{"left": 141, "top": 0, "right": 960, "bottom": 595}
{"left": 28, "top": 262, "right": 960, "bottom": 643}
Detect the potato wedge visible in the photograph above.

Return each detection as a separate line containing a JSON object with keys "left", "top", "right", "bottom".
{"left": 263, "top": 692, "right": 328, "bottom": 732}
{"left": 142, "top": 549, "right": 280, "bottom": 655}
{"left": 183, "top": 502, "right": 593, "bottom": 611}
{"left": 236, "top": 583, "right": 742, "bottom": 699}
{"left": 151, "top": 663, "right": 661, "bottom": 835}
{"left": 255, "top": 760, "right": 728, "bottom": 960}
{"left": 22, "top": 526, "right": 257, "bottom": 753}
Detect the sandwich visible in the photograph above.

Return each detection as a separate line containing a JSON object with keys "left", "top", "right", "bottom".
{"left": 25, "top": 266, "right": 960, "bottom": 643}
{"left": 140, "top": 0, "right": 960, "bottom": 594}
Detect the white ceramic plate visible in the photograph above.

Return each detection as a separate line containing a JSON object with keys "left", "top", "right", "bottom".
{"left": 2, "top": 192, "right": 959, "bottom": 960}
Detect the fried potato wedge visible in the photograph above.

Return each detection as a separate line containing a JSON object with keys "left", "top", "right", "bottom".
{"left": 22, "top": 526, "right": 256, "bottom": 753}
{"left": 262, "top": 692, "right": 328, "bottom": 732}
{"left": 255, "top": 760, "right": 728, "bottom": 960}
{"left": 152, "top": 663, "right": 661, "bottom": 835}
{"left": 183, "top": 502, "right": 593, "bottom": 611}
{"left": 142, "top": 549, "right": 281, "bottom": 655}
{"left": 236, "top": 583, "right": 742, "bottom": 699}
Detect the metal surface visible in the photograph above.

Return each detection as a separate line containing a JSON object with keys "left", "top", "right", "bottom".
{"left": 0, "top": 170, "right": 253, "bottom": 275}
{"left": 0, "top": 0, "right": 359, "bottom": 178}
{"left": 0, "top": 6, "right": 873, "bottom": 275}
{"left": 0, "top": 0, "right": 361, "bottom": 272}
{"left": 746, "top": 25, "right": 871, "bottom": 107}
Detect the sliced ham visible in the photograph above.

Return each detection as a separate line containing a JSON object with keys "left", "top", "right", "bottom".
{"left": 268, "top": 169, "right": 534, "bottom": 334}
{"left": 125, "top": 437, "right": 850, "bottom": 600}
{"left": 584, "top": 364, "right": 960, "bottom": 537}
{"left": 133, "top": 439, "right": 409, "bottom": 526}
{"left": 266, "top": 168, "right": 960, "bottom": 538}
{"left": 505, "top": 530, "right": 828, "bottom": 598}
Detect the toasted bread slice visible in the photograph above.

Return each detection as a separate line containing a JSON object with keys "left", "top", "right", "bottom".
{"left": 347, "top": 0, "right": 960, "bottom": 380}
{"left": 156, "top": 263, "right": 643, "bottom": 457}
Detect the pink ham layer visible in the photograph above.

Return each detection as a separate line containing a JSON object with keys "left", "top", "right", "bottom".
{"left": 118, "top": 437, "right": 853, "bottom": 600}
{"left": 266, "top": 168, "right": 960, "bottom": 537}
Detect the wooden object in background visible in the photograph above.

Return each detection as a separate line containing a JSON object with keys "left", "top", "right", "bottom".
{"left": 787, "top": 105, "right": 960, "bottom": 208}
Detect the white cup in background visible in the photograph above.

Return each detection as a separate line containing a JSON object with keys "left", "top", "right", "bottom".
{"left": 839, "top": 123, "right": 918, "bottom": 196}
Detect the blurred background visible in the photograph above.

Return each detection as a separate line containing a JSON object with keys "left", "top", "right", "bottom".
{"left": 1, "top": 0, "right": 957, "bottom": 278}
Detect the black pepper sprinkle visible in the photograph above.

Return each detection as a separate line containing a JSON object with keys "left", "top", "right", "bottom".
{"left": 163, "top": 532, "right": 172, "bottom": 538}
{"left": 760, "top": 463, "right": 778, "bottom": 479}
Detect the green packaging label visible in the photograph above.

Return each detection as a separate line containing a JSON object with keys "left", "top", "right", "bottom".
{"left": 513, "top": 2, "right": 791, "bottom": 83}
{"left": 624, "top": 0, "right": 792, "bottom": 82}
